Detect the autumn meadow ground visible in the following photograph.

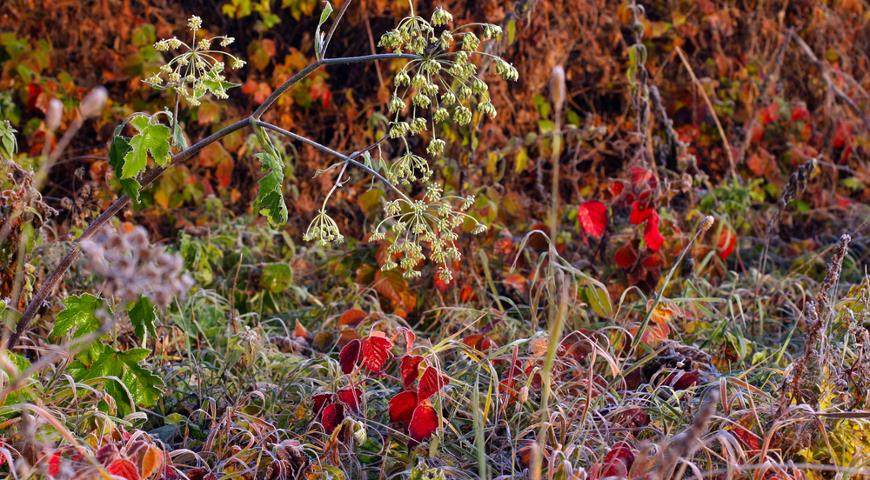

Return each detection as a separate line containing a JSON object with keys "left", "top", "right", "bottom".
{"left": 0, "top": 0, "right": 868, "bottom": 479}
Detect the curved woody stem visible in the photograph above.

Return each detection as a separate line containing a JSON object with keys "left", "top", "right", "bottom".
{"left": 6, "top": 51, "right": 419, "bottom": 348}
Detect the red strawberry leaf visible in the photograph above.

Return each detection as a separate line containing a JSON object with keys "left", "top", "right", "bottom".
{"left": 463, "top": 334, "right": 497, "bottom": 352}
{"left": 644, "top": 211, "right": 664, "bottom": 252}
{"left": 338, "top": 309, "right": 367, "bottom": 326}
{"left": 417, "top": 366, "right": 449, "bottom": 402}
{"left": 399, "top": 327, "right": 416, "bottom": 354}
{"left": 48, "top": 451, "right": 61, "bottom": 477}
{"left": 578, "top": 200, "right": 608, "bottom": 238}
{"left": 668, "top": 370, "right": 700, "bottom": 390}
{"left": 312, "top": 392, "right": 335, "bottom": 416}
{"left": 614, "top": 244, "right": 638, "bottom": 269}
{"left": 400, "top": 355, "right": 425, "bottom": 389}
{"left": 339, "top": 338, "right": 361, "bottom": 374}
{"left": 434, "top": 271, "right": 453, "bottom": 293}
{"left": 629, "top": 201, "right": 652, "bottom": 225}
{"left": 388, "top": 391, "right": 418, "bottom": 425}
{"left": 336, "top": 387, "right": 362, "bottom": 413}
{"left": 107, "top": 458, "right": 140, "bottom": 480}
{"left": 717, "top": 225, "right": 737, "bottom": 259}
{"left": 360, "top": 332, "right": 393, "bottom": 374}
{"left": 597, "top": 441, "right": 634, "bottom": 479}
{"left": 408, "top": 404, "right": 439, "bottom": 442}
{"left": 321, "top": 403, "right": 344, "bottom": 434}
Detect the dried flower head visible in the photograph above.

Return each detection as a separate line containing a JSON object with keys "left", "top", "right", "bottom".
{"left": 80, "top": 225, "right": 194, "bottom": 308}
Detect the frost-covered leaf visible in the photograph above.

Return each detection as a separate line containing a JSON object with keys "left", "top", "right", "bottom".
{"left": 51, "top": 293, "right": 105, "bottom": 338}
{"left": 254, "top": 151, "right": 287, "bottom": 226}
{"left": 128, "top": 295, "right": 157, "bottom": 340}
{"left": 122, "top": 114, "right": 172, "bottom": 178}
{"left": 314, "top": 1, "right": 334, "bottom": 60}
{"left": 108, "top": 134, "right": 141, "bottom": 203}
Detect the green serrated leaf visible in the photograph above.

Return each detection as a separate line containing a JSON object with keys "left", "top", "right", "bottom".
{"left": 260, "top": 263, "right": 293, "bottom": 293}
{"left": 314, "top": 1, "right": 334, "bottom": 60}
{"left": 52, "top": 293, "right": 105, "bottom": 338}
{"left": 123, "top": 362, "right": 163, "bottom": 407}
{"left": 172, "top": 122, "right": 188, "bottom": 150}
{"left": 128, "top": 296, "right": 157, "bottom": 340}
{"left": 254, "top": 151, "right": 288, "bottom": 226}
{"left": 73, "top": 345, "right": 163, "bottom": 414}
{"left": 123, "top": 114, "right": 172, "bottom": 178}
{"left": 108, "top": 135, "right": 142, "bottom": 203}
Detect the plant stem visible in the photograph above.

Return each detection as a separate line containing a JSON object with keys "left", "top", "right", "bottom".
{"left": 253, "top": 120, "right": 412, "bottom": 203}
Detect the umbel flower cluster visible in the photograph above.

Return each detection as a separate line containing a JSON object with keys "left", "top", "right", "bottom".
{"left": 145, "top": 16, "right": 244, "bottom": 106}
{"left": 379, "top": 6, "right": 517, "bottom": 186}
{"left": 307, "top": 6, "right": 518, "bottom": 282}
{"left": 80, "top": 225, "right": 194, "bottom": 308}
{"left": 369, "top": 185, "right": 485, "bottom": 283}
{"left": 377, "top": 7, "right": 516, "bottom": 282}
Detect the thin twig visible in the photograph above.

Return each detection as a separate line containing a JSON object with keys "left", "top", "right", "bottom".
{"left": 675, "top": 46, "right": 736, "bottom": 178}
{"left": 790, "top": 30, "right": 870, "bottom": 131}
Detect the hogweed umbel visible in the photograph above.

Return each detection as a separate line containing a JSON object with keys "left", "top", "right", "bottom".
{"left": 145, "top": 16, "right": 244, "bottom": 106}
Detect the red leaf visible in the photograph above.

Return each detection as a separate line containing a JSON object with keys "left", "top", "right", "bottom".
{"left": 641, "top": 253, "right": 662, "bottom": 268}
{"left": 388, "top": 391, "right": 418, "bottom": 425}
{"left": 731, "top": 424, "right": 761, "bottom": 450}
{"left": 717, "top": 226, "right": 737, "bottom": 259}
{"left": 669, "top": 370, "right": 700, "bottom": 390}
{"left": 417, "top": 366, "right": 449, "bottom": 402}
{"left": 459, "top": 285, "right": 476, "bottom": 303}
{"left": 336, "top": 387, "right": 362, "bottom": 413}
{"left": 629, "top": 166, "right": 655, "bottom": 189}
{"left": 312, "top": 392, "right": 335, "bottom": 416}
{"left": 434, "top": 271, "right": 453, "bottom": 293}
{"left": 107, "top": 458, "right": 140, "bottom": 480}
{"left": 48, "top": 452, "right": 61, "bottom": 477}
{"left": 399, "top": 327, "right": 416, "bottom": 354}
{"left": 761, "top": 102, "right": 779, "bottom": 125}
{"left": 644, "top": 211, "right": 664, "bottom": 252}
{"left": 791, "top": 104, "right": 810, "bottom": 122}
{"left": 614, "top": 244, "right": 638, "bottom": 269}
{"left": 463, "top": 334, "right": 497, "bottom": 352}
{"left": 408, "top": 404, "right": 439, "bottom": 442}
{"left": 577, "top": 200, "right": 608, "bottom": 238}
{"left": 598, "top": 441, "right": 634, "bottom": 479}
{"left": 321, "top": 403, "right": 344, "bottom": 433}
{"left": 360, "top": 333, "right": 393, "bottom": 373}
{"left": 339, "top": 309, "right": 367, "bottom": 326}
{"left": 607, "top": 180, "right": 625, "bottom": 199}
{"left": 339, "top": 339, "right": 361, "bottom": 375}
{"left": 293, "top": 320, "right": 309, "bottom": 339}
{"left": 629, "top": 201, "right": 652, "bottom": 225}
{"left": 400, "top": 355, "right": 425, "bottom": 389}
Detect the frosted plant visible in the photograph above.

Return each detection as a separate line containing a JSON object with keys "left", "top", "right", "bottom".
{"left": 80, "top": 225, "right": 194, "bottom": 308}
{"left": 145, "top": 16, "right": 245, "bottom": 106}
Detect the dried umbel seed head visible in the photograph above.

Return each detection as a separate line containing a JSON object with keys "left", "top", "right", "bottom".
{"left": 45, "top": 98, "right": 63, "bottom": 131}
{"left": 80, "top": 225, "right": 194, "bottom": 308}
{"left": 79, "top": 86, "right": 108, "bottom": 119}
{"left": 549, "top": 65, "right": 566, "bottom": 113}
{"left": 701, "top": 215, "right": 715, "bottom": 232}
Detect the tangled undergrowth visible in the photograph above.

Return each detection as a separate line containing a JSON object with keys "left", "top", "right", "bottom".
{"left": 0, "top": 0, "right": 868, "bottom": 479}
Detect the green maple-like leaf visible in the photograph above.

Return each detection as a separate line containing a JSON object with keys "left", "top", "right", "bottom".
{"left": 51, "top": 293, "right": 105, "bottom": 338}
{"left": 254, "top": 151, "right": 287, "bottom": 226}
{"left": 108, "top": 134, "right": 142, "bottom": 203}
{"left": 70, "top": 344, "right": 163, "bottom": 415}
{"left": 128, "top": 295, "right": 157, "bottom": 340}
{"left": 122, "top": 114, "right": 172, "bottom": 179}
